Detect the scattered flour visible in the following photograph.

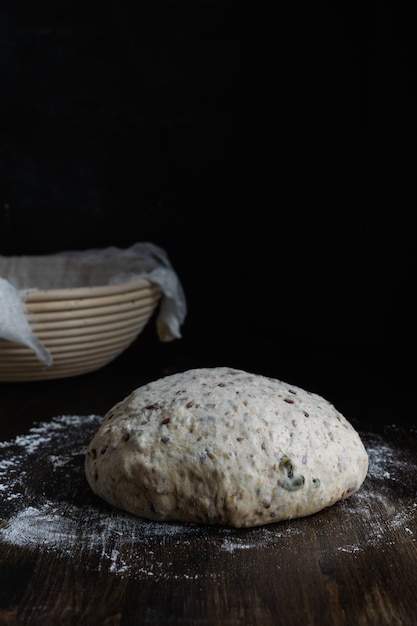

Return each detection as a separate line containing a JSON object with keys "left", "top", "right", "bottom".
{"left": 0, "top": 416, "right": 416, "bottom": 578}
{"left": 335, "top": 429, "right": 417, "bottom": 553}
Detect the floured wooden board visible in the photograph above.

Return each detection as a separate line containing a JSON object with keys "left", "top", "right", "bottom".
{"left": 0, "top": 414, "right": 416, "bottom": 577}
{"left": 0, "top": 415, "right": 417, "bottom": 625}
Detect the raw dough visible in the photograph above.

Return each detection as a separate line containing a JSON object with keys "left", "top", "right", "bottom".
{"left": 85, "top": 367, "right": 368, "bottom": 527}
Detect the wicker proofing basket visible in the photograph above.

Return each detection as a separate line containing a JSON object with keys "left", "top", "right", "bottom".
{"left": 0, "top": 279, "right": 161, "bottom": 382}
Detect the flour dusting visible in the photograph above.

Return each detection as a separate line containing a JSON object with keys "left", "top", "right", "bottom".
{"left": 1, "top": 416, "right": 416, "bottom": 578}
{"left": 336, "top": 429, "right": 417, "bottom": 553}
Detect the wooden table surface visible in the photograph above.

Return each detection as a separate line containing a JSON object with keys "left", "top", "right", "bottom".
{"left": 0, "top": 339, "right": 416, "bottom": 626}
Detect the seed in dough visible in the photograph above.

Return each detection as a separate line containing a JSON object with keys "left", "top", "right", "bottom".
{"left": 84, "top": 367, "right": 368, "bottom": 528}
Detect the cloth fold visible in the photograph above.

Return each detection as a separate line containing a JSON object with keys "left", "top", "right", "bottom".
{"left": 0, "top": 277, "right": 53, "bottom": 365}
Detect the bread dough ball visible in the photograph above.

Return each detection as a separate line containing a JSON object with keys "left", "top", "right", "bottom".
{"left": 85, "top": 367, "right": 368, "bottom": 528}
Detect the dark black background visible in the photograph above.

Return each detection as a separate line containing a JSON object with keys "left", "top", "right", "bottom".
{"left": 0, "top": 2, "right": 415, "bottom": 396}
